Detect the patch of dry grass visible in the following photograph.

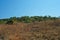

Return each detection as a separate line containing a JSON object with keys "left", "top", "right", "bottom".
{"left": 0, "top": 20, "right": 60, "bottom": 40}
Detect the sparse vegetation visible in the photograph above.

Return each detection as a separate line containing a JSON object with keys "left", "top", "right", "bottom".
{"left": 0, "top": 16, "right": 58, "bottom": 24}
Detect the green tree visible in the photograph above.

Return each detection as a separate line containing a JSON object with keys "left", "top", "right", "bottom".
{"left": 9, "top": 16, "right": 17, "bottom": 23}
{"left": 20, "top": 16, "right": 32, "bottom": 23}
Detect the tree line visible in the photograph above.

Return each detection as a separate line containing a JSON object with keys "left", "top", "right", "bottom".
{"left": 0, "top": 16, "right": 59, "bottom": 24}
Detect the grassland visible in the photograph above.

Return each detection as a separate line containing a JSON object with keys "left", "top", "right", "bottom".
{"left": 0, "top": 19, "right": 60, "bottom": 40}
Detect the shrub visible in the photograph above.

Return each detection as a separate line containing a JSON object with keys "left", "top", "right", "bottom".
{"left": 6, "top": 20, "right": 14, "bottom": 24}
{"left": 0, "top": 20, "right": 5, "bottom": 24}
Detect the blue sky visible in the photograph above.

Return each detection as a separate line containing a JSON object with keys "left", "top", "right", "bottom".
{"left": 0, "top": 0, "right": 60, "bottom": 18}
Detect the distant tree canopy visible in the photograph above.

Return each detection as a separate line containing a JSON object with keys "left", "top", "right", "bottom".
{"left": 0, "top": 16, "right": 59, "bottom": 24}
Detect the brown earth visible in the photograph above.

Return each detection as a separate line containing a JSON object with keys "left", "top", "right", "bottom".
{"left": 0, "top": 20, "right": 60, "bottom": 40}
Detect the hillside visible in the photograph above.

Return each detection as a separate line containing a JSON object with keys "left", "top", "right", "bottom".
{"left": 0, "top": 19, "right": 60, "bottom": 40}
{"left": 0, "top": 16, "right": 60, "bottom": 40}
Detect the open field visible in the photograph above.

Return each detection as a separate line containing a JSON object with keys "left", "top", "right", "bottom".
{"left": 0, "top": 20, "right": 60, "bottom": 40}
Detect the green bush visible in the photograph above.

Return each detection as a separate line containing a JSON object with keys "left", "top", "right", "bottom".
{"left": 0, "top": 20, "right": 5, "bottom": 24}
{"left": 6, "top": 20, "right": 14, "bottom": 24}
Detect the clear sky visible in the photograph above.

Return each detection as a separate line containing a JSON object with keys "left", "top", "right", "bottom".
{"left": 0, "top": 0, "right": 60, "bottom": 18}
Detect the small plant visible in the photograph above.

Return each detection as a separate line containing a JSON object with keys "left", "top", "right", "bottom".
{"left": 6, "top": 20, "right": 14, "bottom": 24}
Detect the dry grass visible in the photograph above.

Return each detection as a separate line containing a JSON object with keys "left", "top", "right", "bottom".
{"left": 0, "top": 20, "right": 60, "bottom": 40}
